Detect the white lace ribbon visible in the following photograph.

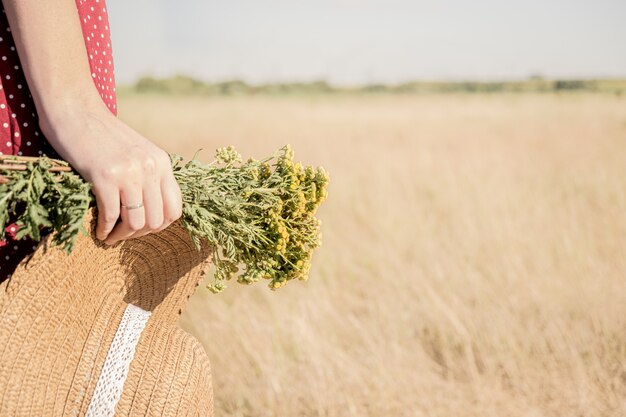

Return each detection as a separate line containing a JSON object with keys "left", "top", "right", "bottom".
{"left": 85, "top": 304, "right": 151, "bottom": 417}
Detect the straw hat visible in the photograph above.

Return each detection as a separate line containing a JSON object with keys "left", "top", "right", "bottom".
{"left": 0, "top": 207, "right": 214, "bottom": 416}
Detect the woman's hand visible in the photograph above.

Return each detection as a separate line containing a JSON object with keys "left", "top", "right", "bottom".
{"left": 41, "top": 105, "right": 183, "bottom": 245}
{"left": 3, "top": 0, "right": 183, "bottom": 244}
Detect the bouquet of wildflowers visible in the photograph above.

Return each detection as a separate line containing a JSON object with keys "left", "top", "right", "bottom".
{"left": 0, "top": 145, "right": 329, "bottom": 293}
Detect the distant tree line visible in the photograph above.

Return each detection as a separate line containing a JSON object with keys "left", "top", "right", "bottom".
{"left": 126, "top": 75, "right": 626, "bottom": 95}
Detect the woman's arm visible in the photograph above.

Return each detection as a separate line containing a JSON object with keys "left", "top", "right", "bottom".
{"left": 3, "top": 0, "right": 182, "bottom": 244}
{"left": 3, "top": 0, "right": 105, "bottom": 122}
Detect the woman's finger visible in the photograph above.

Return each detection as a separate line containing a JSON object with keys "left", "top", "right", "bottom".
{"left": 92, "top": 181, "right": 120, "bottom": 241}
{"left": 128, "top": 178, "right": 163, "bottom": 239}
{"left": 155, "top": 173, "right": 183, "bottom": 232}
{"left": 104, "top": 185, "right": 145, "bottom": 244}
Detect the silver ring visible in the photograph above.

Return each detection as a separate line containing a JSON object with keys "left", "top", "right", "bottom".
{"left": 120, "top": 202, "right": 144, "bottom": 210}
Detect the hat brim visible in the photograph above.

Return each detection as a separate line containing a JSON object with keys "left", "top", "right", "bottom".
{"left": 0, "top": 207, "right": 214, "bottom": 416}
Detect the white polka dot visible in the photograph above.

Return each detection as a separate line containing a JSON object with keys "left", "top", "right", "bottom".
{"left": 9, "top": 46, "right": 14, "bottom": 51}
{"left": 26, "top": 141, "right": 31, "bottom": 146}
{"left": 20, "top": 103, "right": 25, "bottom": 108}
{"left": 5, "top": 75, "right": 10, "bottom": 80}
{"left": 17, "top": 151, "right": 22, "bottom": 155}
{"left": 35, "top": 132, "right": 39, "bottom": 136}
{"left": 0, "top": 104, "right": 5, "bottom": 109}
{"left": 17, "top": 84, "right": 22, "bottom": 89}
{"left": 23, "top": 122, "right": 28, "bottom": 127}
{"left": 38, "top": 150, "right": 42, "bottom": 155}
{"left": 2, "top": 56, "right": 6, "bottom": 61}
{"left": 11, "top": 113, "right": 16, "bottom": 118}
{"left": 7, "top": 94, "right": 12, "bottom": 99}
{"left": 14, "top": 132, "right": 19, "bottom": 137}
{"left": 3, "top": 123, "right": 8, "bottom": 128}
{"left": 13, "top": 65, "right": 18, "bottom": 70}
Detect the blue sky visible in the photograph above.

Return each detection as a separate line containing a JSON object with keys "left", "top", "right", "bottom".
{"left": 106, "top": 0, "right": 626, "bottom": 85}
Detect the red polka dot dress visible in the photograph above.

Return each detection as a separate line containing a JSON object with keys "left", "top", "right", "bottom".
{"left": 0, "top": 0, "right": 117, "bottom": 282}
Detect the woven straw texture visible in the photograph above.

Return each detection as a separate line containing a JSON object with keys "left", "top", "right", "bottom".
{"left": 0, "top": 207, "right": 214, "bottom": 416}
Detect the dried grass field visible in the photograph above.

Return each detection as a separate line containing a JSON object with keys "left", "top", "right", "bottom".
{"left": 117, "top": 93, "right": 626, "bottom": 417}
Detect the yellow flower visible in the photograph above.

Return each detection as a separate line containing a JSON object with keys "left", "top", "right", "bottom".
{"left": 269, "top": 280, "right": 286, "bottom": 290}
